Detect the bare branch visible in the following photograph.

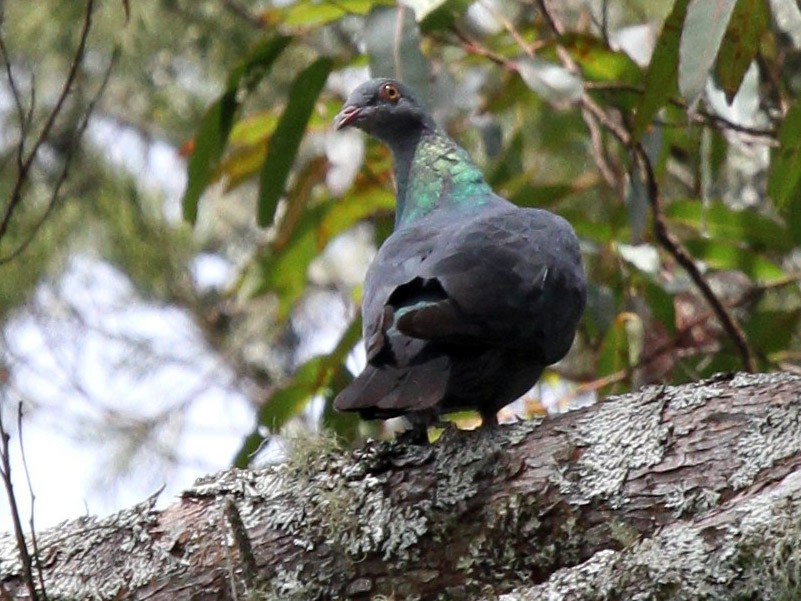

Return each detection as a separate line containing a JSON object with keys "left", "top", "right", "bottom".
{"left": 16, "top": 404, "right": 49, "bottom": 601}
{"left": 0, "top": 0, "right": 95, "bottom": 247}
{"left": 0, "top": 46, "right": 118, "bottom": 265}
{"left": 0, "top": 34, "right": 27, "bottom": 165}
{"left": 634, "top": 150, "right": 756, "bottom": 371}
{"left": 0, "top": 400, "right": 40, "bottom": 600}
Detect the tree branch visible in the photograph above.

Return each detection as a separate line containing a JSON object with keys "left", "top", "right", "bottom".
{"left": 0, "top": 403, "right": 39, "bottom": 601}
{"left": 0, "top": 372, "right": 800, "bottom": 599}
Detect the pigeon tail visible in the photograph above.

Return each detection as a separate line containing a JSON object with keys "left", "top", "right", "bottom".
{"left": 334, "top": 344, "right": 451, "bottom": 419}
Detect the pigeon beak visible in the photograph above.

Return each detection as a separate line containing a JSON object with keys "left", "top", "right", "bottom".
{"left": 333, "top": 105, "right": 361, "bottom": 130}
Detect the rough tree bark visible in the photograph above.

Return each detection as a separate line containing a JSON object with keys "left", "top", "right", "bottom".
{"left": 1, "top": 371, "right": 801, "bottom": 600}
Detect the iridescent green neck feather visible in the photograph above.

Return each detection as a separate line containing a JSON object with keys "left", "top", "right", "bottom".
{"left": 390, "top": 129, "right": 493, "bottom": 229}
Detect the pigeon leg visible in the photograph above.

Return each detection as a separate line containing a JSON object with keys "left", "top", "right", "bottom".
{"left": 398, "top": 410, "right": 438, "bottom": 444}
{"left": 480, "top": 409, "right": 499, "bottom": 428}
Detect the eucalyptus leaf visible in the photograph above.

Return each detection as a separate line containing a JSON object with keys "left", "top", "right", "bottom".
{"left": 258, "top": 57, "right": 333, "bottom": 227}
{"left": 632, "top": 0, "right": 689, "bottom": 141}
{"left": 182, "top": 35, "right": 292, "bottom": 224}
{"left": 679, "top": 0, "right": 738, "bottom": 107}
{"left": 768, "top": 99, "right": 801, "bottom": 241}
{"left": 714, "top": 0, "right": 769, "bottom": 103}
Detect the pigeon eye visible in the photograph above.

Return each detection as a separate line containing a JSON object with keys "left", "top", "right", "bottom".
{"left": 380, "top": 83, "right": 401, "bottom": 103}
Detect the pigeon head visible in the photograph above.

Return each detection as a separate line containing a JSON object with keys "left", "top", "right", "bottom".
{"left": 333, "top": 78, "right": 435, "bottom": 144}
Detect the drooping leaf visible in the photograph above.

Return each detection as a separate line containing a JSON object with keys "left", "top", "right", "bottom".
{"left": 768, "top": 99, "right": 801, "bottom": 241}
{"left": 252, "top": 186, "right": 393, "bottom": 320}
{"left": 257, "top": 57, "right": 333, "bottom": 227}
{"left": 365, "top": 5, "right": 432, "bottom": 104}
{"left": 714, "top": 0, "right": 769, "bottom": 103}
{"left": 632, "top": 0, "right": 689, "bottom": 142}
{"left": 218, "top": 144, "right": 268, "bottom": 193}
{"left": 181, "top": 96, "right": 238, "bottom": 224}
{"left": 228, "top": 111, "right": 280, "bottom": 147}
{"left": 272, "top": 158, "right": 329, "bottom": 252}
{"left": 642, "top": 278, "right": 677, "bottom": 335}
{"left": 679, "top": 0, "right": 738, "bottom": 106}
{"left": 234, "top": 316, "right": 363, "bottom": 467}
{"left": 318, "top": 187, "right": 395, "bottom": 247}
{"left": 181, "top": 35, "right": 292, "bottom": 224}
{"left": 583, "top": 283, "right": 616, "bottom": 342}
{"left": 510, "top": 183, "right": 580, "bottom": 209}
{"left": 666, "top": 200, "right": 792, "bottom": 253}
{"left": 617, "top": 243, "right": 661, "bottom": 275}
{"left": 253, "top": 204, "right": 328, "bottom": 320}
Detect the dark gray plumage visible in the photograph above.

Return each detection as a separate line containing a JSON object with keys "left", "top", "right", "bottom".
{"left": 333, "top": 78, "right": 586, "bottom": 429}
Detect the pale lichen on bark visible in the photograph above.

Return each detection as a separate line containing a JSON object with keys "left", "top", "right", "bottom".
{"left": 500, "top": 470, "right": 801, "bottom": 601}
{"left": 555, "top": 385, "right": 669, "bottom": 505}
{"left": 2, "top": 372, "right": 801, "bottom": 600}
{"left": 0, "top": 493, "right": 167, "bottom": 599}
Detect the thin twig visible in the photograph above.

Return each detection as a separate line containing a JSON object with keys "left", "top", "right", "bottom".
{"left": 635, "top": 150, "right": 756, "bottom": 371}
{"left": 0, "top": 402, "right": 39, "bottom": 601}
{"left": 0, "top": 47, "right": 118, "bottom": 265}
{"left": 0, "top": 0, "right": 94, "bottom": 246}
{"left": 0, "top": 35, "right": 27, "bottom": 165}
{"left": 583, "top": 81, "right": 778, "bottom": 140}
{"left": 17, "top": 403, "right": 49, "bottom": 601}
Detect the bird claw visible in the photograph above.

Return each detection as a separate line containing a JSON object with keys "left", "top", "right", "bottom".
{"left": 396, "top": 425, "right": 430, "bottom": 445}
{"left": 396, "top": 410, "right": 440, "bottom": 444}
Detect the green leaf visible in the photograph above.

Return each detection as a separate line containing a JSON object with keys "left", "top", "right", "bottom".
{"left": 666, "top": 200, "right": 792, "bottom": 253}
{"left": 547, "top": 35, "right": 641, "bottom": 85}
{"left": 746, "top": 309, "right": 801, "bottom": 356}
{"left": 257, "top": 57, "right": 333, "bottom": 227}
{"left": 510, "top": 183, "right": 577, "bottom": 209}
{"left": 252, "top": 186, "right": 393, "bottom": 320}
{"left": 254, "top": 204, "right": 327, "bottom": 320}
{"left": 181, "top": 95, "right": 237, "bottom": 224}
{"left": 643, "top": 278, "right": 677, "bottom": 335}
{"left": 282, "top": 0, "right": 391, "bottom": 27}
{"left": 632, "top": 0, "right": 690, "bottom": 141}
{"left": 365, "top": 5, "right": 432, "bottom": 102}
{"left": 584, "top": 283, "right": 616, "bottom": 342}
{"left": 714, "top": 0, "right": 770, "bottom": 103}
{"left": 181, "top": 35, "right": 292, "bottom": 224}
{"left": 683, "top": 239, "right": 785, "bottom": 283}
{"left": 318, "top": 187, "right": 395, "bottom": 247}
{"left": 679, "top": 0, "right": 738, "bottom": 106}
{"left": 233, "top": 317, "right": 363, "bottom": 467}
{"left": 769, "top": 99, "right": 801, "bottom": 240}
{"left": 229, "top": 111, "right": 279, "bottom": 147}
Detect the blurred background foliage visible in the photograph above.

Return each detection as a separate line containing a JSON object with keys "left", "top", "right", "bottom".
{"left": 2, "top": 0, "right": 801, "bottom": 497}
